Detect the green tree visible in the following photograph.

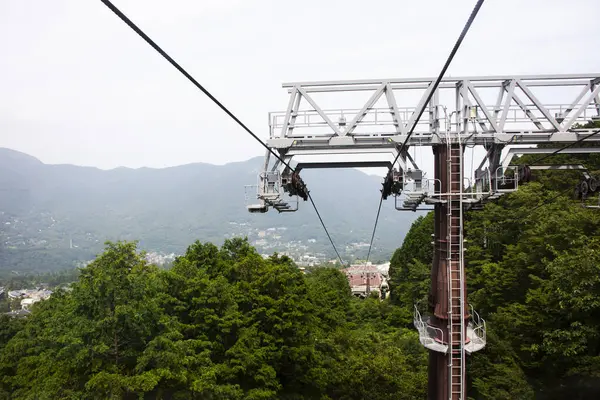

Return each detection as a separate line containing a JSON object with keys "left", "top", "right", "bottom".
{"left": 155, "top": 239, "right": 325, "bottom": 399}
{"left": 389, "top": 212, "right": 433, "bottom": 308}
{"left": 0, "top": 241, "right": 167, "bottom": 399}
{"left": 305, "top": 267, "right": 352, "bottom": 330}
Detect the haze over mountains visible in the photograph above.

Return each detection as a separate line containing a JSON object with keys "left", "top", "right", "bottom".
{"left": 0, "top": 147, "right": 419, "bottom": 272}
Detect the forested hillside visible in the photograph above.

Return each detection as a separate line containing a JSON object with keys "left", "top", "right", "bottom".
{"left": 0, "top": 148, "right": 416, "bottom": 273}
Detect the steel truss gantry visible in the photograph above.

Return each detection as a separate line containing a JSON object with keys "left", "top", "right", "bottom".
{"left": 248, "top": 73, "right": 600, "bottom": 213}
{"left": 247, "top": 73, "right": 600, "bottom": 400}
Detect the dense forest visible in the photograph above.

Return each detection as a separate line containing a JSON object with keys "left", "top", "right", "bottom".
{"left": 0, "top": 239, "right": 427, "bottom": 399}
{"left": 1, "top": 123, "right": 599, "bottom": 398}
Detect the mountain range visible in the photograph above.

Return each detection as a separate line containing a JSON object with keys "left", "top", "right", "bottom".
{"left": 0, "top": 147, "right": 420, "bottom": 273}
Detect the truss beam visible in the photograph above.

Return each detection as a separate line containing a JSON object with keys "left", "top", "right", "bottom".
{"left": 270, "top": 74, "right": 600, "bottom": 144}
{"left": 268, "top": 131, "right": 600, "bottom": 151}
{"left": 282, "top": 73, "right": 600, "bottom": 88}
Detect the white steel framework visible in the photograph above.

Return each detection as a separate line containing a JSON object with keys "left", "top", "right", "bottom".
{"left": 249, "top": 73, "right": 600, "bottom": 214}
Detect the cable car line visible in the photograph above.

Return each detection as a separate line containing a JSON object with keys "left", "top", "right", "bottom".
{"left": 99, "top": 0, "right": 344, "bottom": 264}
{"left": 527, "top": 129, "right": 600, "bottom": 166}
{"left": 365, "top": 0, "right": 486, "bottom": 263}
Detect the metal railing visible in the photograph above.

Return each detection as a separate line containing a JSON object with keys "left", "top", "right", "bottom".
{"left": 469, "top": 305, "right": 487, "bottom": 346}
{"left": 414, "top": 305, "right": 446, "bottom": 352}
{"left": 494, "top": 166, "right": 520, "bottom": 193}
{"left": 269, "top": 102, "right": 598, "bottom": 138}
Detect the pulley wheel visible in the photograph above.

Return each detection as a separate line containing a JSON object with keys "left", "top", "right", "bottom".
{"left": 522, "top": 166, "right": 531, "bottom": 182}
{"left": 580, "top": 181, "right": 589, "bottom": 197}
{"left": 588, "top": 177, "right": 598, "bottom": 192}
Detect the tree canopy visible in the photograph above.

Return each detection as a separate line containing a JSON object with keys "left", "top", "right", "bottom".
{"left": 0, "top": 239, "right": 427, "bottom": 399}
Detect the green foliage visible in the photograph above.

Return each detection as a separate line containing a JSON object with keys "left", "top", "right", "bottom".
{"left": 305, "top": 267, "right": 351, "bottom": 330}
{"left": 0, "top": 241, "right": 165, "bottom": 399}
{"left": 0, "top": 239, "right": 426, "bottom": 399}
{"left": 464, "top": 154, "right": 600, "bottom": 397}
{"left": 321, "top": 327, "right": 427, "bottom": 400}
{"left": 388, "top": 212, "right": 433, "bottom": 307}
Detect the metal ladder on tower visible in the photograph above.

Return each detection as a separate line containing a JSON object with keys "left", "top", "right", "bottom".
{"left": 446, "top": 130, "right": 465, "bottom": 399}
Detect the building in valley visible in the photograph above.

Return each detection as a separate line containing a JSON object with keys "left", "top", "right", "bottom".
{"left": 343, "top": 263, "right": 389, "bottom": 299}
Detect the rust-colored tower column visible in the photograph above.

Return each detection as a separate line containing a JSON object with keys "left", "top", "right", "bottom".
{"left": 428, "top": 144, "right": 470, "bottom": 400}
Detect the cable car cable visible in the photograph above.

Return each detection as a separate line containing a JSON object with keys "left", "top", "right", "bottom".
{"left": 527, "top": 129, "right": 600, "bottom": 166}
{"left": 99, "top": 0, "right": 344, "bottom": 264}
{"left": 365, "top": 0, "right": 486, "bottom": 262}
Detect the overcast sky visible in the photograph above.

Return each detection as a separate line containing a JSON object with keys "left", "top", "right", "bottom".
{"left": 1, "top": 0, "right": 599, "bottom": 170}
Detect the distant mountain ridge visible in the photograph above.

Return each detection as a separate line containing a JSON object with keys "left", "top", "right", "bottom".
{"left": 0, "top": 147, "right": 418, "bottom": 272}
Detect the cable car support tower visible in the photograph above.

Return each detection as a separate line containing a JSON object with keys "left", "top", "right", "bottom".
{"left": 246, "top": 73, "right": 600, "bottom": 399}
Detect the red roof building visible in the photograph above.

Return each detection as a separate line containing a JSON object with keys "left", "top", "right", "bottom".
{"left": 343, "top": 264, "right": 388, "bottom": 298}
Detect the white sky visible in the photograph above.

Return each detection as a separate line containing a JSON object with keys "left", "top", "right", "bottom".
{"left": 1, "top": 0, "right": 599, "bottom": 171}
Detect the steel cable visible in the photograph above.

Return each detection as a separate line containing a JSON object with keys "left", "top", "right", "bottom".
{"left": 365, "top": 0, "right": 486, "bottom": 262}
{"left": 99, "top": 0, "right": 344, "bottom": 264}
